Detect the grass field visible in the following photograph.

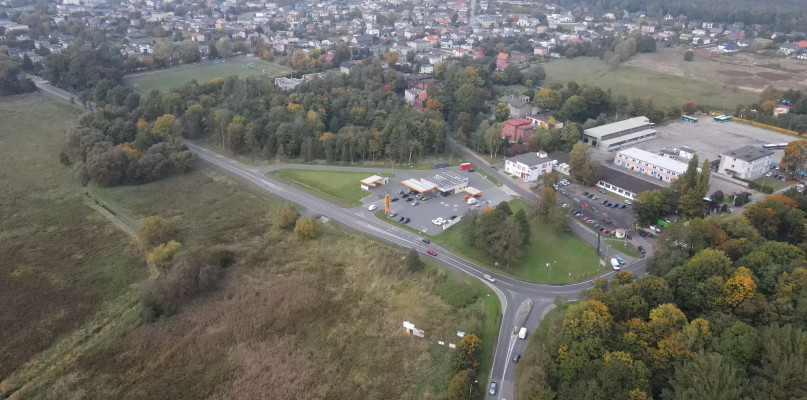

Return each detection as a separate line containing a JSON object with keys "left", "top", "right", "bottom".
{"left": 270, "top": 169, "right": 395, "bottom": 207}
{"left": 0, "top": 93, "right": 146, "bottom": 382}
{"left": 437, "top": 199, "right": 601, "bottom": 283}
{"left": 604, "top": 238, "right": 642, "bottom": 258}
{"left": 124, "top": 57, "right": 291, "bottom": 95}
{"left": 1, "top": 98, "right": 497, "bottom": 399}
{"left": 543, "top": 57, "right": 759, "bottom": 109}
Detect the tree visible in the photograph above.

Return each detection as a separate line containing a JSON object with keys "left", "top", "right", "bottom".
{"left": 276, "top": 203, "right": 299, "bottom": 230}
{"left": 383, "top": 51, "right": 398, "bottom": 67}
{"left": 488, "top": 218, "right": 525, "bottom": 267}
{"left": 425, "top": 98, "right": 443, "bottom": 112}
{"left": 570, "top": 142, "right": 598, "bottom": 185}
{"left": 780, "top": 140, "right": 807, "bottom": 179}
{"left": 715, "top": 321, "right": 758, "bottom": 368}
{"left": 406, "top": 247, "right": 424, "bottom": 272}
{"left": 495, "top": 102, "right": 510, "bottom": 122}
{"left": 216, "top": 37, "right": 233, "bottom": 59}
{"left": 560, "top": 123, "right": 580, "bottom": 151}
{"left": 683, "top": 50, "right": 694, "bottom": 61}
{"left": 514, "top": 209, "right": 531, "bottom": 245}
{"left": 147, "top": 240, "right": 183, "bottom": 268}
{"left": 138, "top": 216, "right": 175, "bottom": 247}
{"left": 748, "top": 325, "right": 807, "bottom": 399}
{"left": 535, "top": 88, "right": 561, "bottom": 111}
{"left": 634, "top": 189, "right": 675, "bottom": 227}
{"left": 744, "top": 194, "right": 805, "bottom": 243}
{"left": 447, "top": 369, "right": 480, "bottom": 400}
{"left": 452, "top": 333, "right": 483, "bottom": 372}
{"left": 560, "top": 95, "right": 586, "bottom": 122}
{"left": 682, "top": 102, "right": 697, "bottom": 114}
{"left": 293, "top": 216, "right": 320, "bottom": 240}
{"left": 662, "top": 353, "right": 744, "bottom": 400}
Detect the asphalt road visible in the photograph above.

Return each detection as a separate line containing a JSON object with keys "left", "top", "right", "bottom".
{"left": 188, "top": 144, "right": 653, "bottom": 400}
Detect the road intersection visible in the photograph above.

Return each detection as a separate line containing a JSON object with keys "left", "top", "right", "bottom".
{"left": 189, "top": 144, "right": 649, "bottom": 399}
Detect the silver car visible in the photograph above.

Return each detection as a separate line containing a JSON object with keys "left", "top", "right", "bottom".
{"left": 489, "top": 381, "right": 497, "bottom": 395}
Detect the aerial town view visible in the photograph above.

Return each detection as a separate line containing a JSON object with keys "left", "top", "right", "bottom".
{"left": 3, "top": 0, "right": 807, "bottom": 398}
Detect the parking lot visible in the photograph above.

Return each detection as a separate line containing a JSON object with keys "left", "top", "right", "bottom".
{"left": 591, "top": 119, "right": 790, "bottom": 166}
{"left": 355, "top": 167, "right": 511, "bottom": 235}
{"left": 555, "top": 182, "right": 637, "bottom": 234}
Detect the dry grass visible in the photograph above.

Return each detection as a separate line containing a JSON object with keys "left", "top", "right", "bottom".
{"left": 0, "top": 93, "right": 146, "bottom": 381}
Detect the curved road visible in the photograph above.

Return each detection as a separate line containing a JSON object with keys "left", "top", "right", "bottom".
{"left": 189, "top": 144, "right": 649, "bottom": 399}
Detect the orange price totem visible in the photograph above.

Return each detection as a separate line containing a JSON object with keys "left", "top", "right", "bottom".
{"left": 385, "top": 195, "right": 390, "bottom": 214}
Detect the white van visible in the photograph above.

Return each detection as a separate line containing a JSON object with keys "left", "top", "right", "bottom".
{"left": 518, "top": 327, "right": 527, "bottom": 339}
{"left": 610, "top": 258, "right": 621, "bottom": 270}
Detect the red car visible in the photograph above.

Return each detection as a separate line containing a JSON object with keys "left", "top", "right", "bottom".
{"left": 583, "top": 217, "right": 590, "bottom": 222}
{"left": 426, "top": 250, "right": 438, "bottom": 256}
{"left": 581, "top": 202, "right": 588, "bottom": 208}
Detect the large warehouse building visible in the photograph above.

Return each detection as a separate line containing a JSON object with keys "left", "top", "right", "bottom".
{"left": 582, "top": 116, "right": 657, "bottom": 149}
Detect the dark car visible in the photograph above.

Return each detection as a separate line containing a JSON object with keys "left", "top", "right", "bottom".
{"left": 402, "top": 193, "right": 409, "bottom": 198}
{"left": 468, "top": 168, "right": 475, "bottom": 172}
{"left": 422, "top": 238, "right": 431, "bottom": 244}
{"left": 620, "top": 204, "right": 626, "bottom": 209}
{"left": 398, "top": 216, "right": 405, "bottom": 222}
{"left": 403, "top": 217, "right": 411, "bottom": 223}
{"left": 583, "top": 191, "right": 589, "bottom": 196}
{"left": 639, "top": 231, "right": 647, "bottom": 237}
{"left": 450, "top": 215, "right": 458, "bottom": 220}
{"left": 513, "top": 353, "right": 521, "bottom": 363}
{"left": 638, "top": 245, "right": 646, "bottom": 254}
{"left": 627, "top": 234, "right": 632, "bottom": 240}
{"left": 390, "top": 197, "right": 399, "bottom": 202}
{"left": 399, "top": 190, "right": 405, "bottom": 195}
{"left": 602, "top": 200, "right": 609, "bottom": 205}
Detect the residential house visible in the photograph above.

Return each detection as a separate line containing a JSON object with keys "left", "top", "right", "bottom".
{"left": 501, "top": 119, "right": 535, "bottom": 143}
{"left": 274, "top": 77, "right": 302, "bottom": 91}
{"left": 774, "top": 104, "right": 791, "bottom": 116}
{"left": 405, "top": 74, "right": 437, "bottom": 90}
{"left": 505, "top": 151, "right": 553, "bottom": 182}
{"left": 780, "top": 42, "right": 799, "bottom": 55}
{"left": 340, "top": 61, "right": 354, "bottom": 74}
{"left": 420, "top": 63, "right": 434, "bottom": 74}
{"left": 498, "top": 94, "right": 533, "bottom": 118}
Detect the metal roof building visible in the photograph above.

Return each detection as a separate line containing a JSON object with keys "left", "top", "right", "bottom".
{"left": 582, "top": 116, "right": 657, "bottom": 149}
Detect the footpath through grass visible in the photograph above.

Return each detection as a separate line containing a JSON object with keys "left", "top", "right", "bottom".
{"left": 270, "top": 169, "right": 394, "bottom": 207}
{"left": 124, "top": 58, "right": 291, "bottom": 94}
{"left": 437, "top": 199, "right": 601, "bottom": 283}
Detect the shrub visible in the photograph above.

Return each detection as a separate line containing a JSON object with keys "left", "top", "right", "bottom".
{"left": 293, "top": 217, "right": 319, "bottom": 240}
{"left": 137, "top": 216, "right": 176, "bottom": 247}
{"left": 147, "top": 240, "right": 183, "bottom": 268}
{"left": 436, "top": 280, "right": 484, "bottom": 308}
{"left": 276, "top": 203, "right": 299, "bottom": 230}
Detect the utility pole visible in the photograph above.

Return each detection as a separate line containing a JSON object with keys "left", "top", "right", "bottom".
{"left": 596, "top": 230, "right": 601, "bottom": 255}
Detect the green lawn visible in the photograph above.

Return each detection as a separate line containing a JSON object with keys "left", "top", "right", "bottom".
{"left": 515, "top": 302, "right": 570, "bottom": 398}
{"left": 270, "top": 169, "right": 394, "bottom": 207}
{"left": 753, "top": 175, "right": 794, "bottom": 192}
{"left": 437, "top": 199, "right": 601, "bottom": 283}
{"left": 124, "top": 58, "right": 291, "bottom": 95}
{"left": 477, "top": 284, "right": 501, "bottom": 388}
{"left": 604, "top": 238, "right": 642, "bottom": 258}
{"left": 543, "top": 57, "right": 759, "bottom": 109}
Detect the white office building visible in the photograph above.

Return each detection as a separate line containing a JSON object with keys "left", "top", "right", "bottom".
{"left": 505, "top": 151, "right": 553, "bottom": 182}
{"left": 718, "top": 146, "right": 774, "bottom": 180}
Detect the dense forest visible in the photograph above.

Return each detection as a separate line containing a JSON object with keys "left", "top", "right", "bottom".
{"left": 516, "top": 188, "right": 807, "bottom": 400}
{"left": 0, "top": 50, "right": 35, "bottom": 95}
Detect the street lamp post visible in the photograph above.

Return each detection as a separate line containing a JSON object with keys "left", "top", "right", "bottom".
{"left": 470, "top": 379, "right": 478, "bottom": 396}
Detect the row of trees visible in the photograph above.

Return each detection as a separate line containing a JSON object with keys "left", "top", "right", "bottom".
{"left": 517, "top": 203, "right": 807, "bottom": 399}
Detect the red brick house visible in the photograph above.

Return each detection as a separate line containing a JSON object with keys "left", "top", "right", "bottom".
{"left": 501, "top": 119, "right": 535, "bottom": 143}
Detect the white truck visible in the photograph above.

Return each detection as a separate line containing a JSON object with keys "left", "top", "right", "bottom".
{"left": 610, "top": 258, "right": 621, "bottom": 270}
{"left": 518, "top": 327, "right": 527, "bottom": 339}
{"left": 467, "top": 197, "right": 478, "bottom": 205}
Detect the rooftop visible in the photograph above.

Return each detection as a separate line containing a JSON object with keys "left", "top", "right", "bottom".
{"left": 722, "top": 145, "right": 774, "bottom": 162}
{"left": 598, "top": 165, "right": 665, "bottom": 194}
{"left": 507, "top": 152, "right": 552, "bottom": 167}
{"left": 617, "top": 147, "right": 689, "bottom": 175}
{"left": 583, "top": 116, "right": 651, "bottom": 139}
{"left": 421, "top": 171, "right": 469, "bottom": 190}
{"left": 502, "top": 118, "right": 533, "bottom": 127}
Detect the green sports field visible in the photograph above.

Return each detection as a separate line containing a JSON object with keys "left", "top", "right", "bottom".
{"left": 124, "top": 58, "right": 291, "bottom": 95}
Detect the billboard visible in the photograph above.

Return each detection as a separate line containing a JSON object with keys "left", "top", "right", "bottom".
{"left": 385, "top": 195, "right": 390, "bottom": 214}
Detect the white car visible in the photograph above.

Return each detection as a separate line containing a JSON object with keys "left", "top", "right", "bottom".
{"left": 432, "top": 219, "right": 442, "bottom": 225}
{"left": 624, "top": 200, "right": 632, "bottom": 205}
{"left": 484, "top": 274, "right": 496, "bottom": 283}
{"left": 368, "top": 205, "right": 378, "bottom": 211}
